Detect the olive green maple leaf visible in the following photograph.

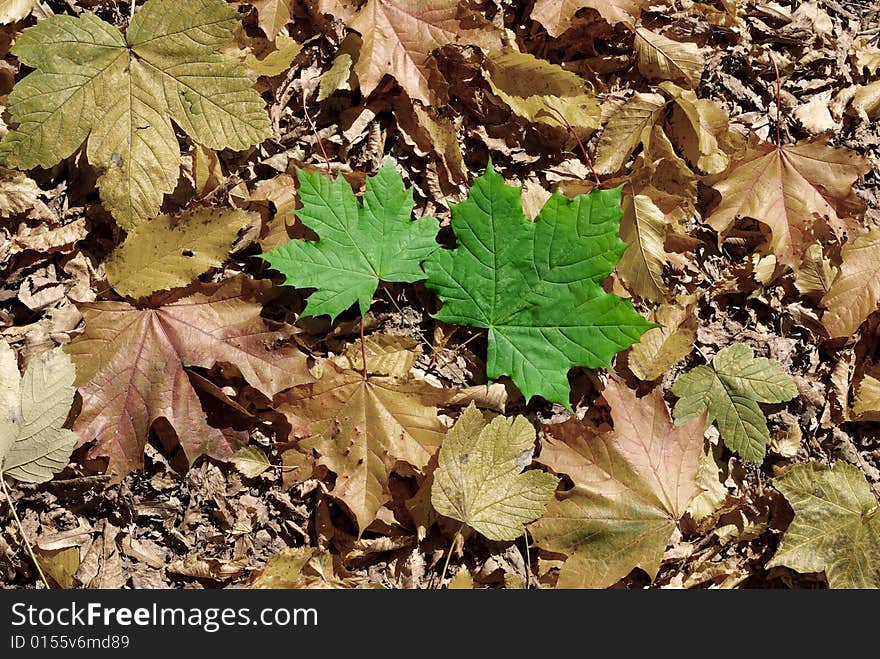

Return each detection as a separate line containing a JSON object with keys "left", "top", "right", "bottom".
{"left": 769, "top": 461, "right": 880, "bottom": 589}
{"left": 0, "top": 0, "right": 270, "bottom": 228}
{"left": 260, "top": 162, "right": 440, "bottom": 321}
{"left": 422, "top": 163, "right": 652, "bottom": 407}
{"left": 671, "top": 343, "right": 797, "bottom": 463}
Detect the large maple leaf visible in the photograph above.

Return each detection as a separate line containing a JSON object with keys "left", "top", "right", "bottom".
{"left": 530, "top": 379, "right": 705, "bottom": 589}
{"left": 65, "top": 277, "right": 312, "bottom": 478}
{"left": 0, "top": 0, "right": 270, "bottom": 228}
{"left": 531, "top": 0, "right": 646, "bottom": 37}
{"left": 277, "top": 359, "right": 449, "bottom": 533}
{"left": 706, "top": 139, "right": 870, "bottom": 269}
{"left": 348, "top": 0, "right": 501, "bottom": 104}
{"left": 423, "top": 163, "right": 652, "bottom": 407}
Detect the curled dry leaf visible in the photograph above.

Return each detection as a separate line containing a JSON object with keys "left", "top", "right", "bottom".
{"left": 105, "top": 207, "right": 257, "bottom": 299}
{"left": 0, "top": 0, "right": 35, "bottom": 25}
{"left": 65, "top": 277, "right": 312, "bottom": 479}
{"left": 0, "top": 167, "right": 40, "bottom": 217}
{"left": 662, "top": 82, "right": 732, "bottom": 175}
{"left": 530, "top": 0, "right": 646, "bottom": 36}
{"left": 617, "top": 192, "right": 671, "bottom": 302}
{"left": 431, "top": 404, "right": 558, "bottom": 542}
{"left": 628, "top": 294, "right": 698, "bottom": 381}
{"left": 594, "top": 92, "right": 666, "bottom": 175}
{"left": 530, "top": 379, "right": 705, "bottom": 589}
{"left": 821, "top": 228, "right": 880, "bottom": 339}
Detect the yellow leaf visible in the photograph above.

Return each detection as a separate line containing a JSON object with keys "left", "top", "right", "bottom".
{"left": 594, "top": 92, "right": 666, "bottom": 174}
{"left": 485, "top": 49, "right": 601, "bottom": 133}
{"left": 317, "top": 53, "right": 353, "bottom": 101}
{"left": 0, "top": 0, "right": 34, "bottom": 24}
{"left": 822, "top": 228, "right": 880, "bottom": 339}
{"left": 247, "top": 547, "right": 374, "bottom": 589}
{"left": 853, "top": 80, "right": 880, "bottom": 119}
{"left": 245, "top": 34, "right": 304, "bottom": 77}
{"left": 232, "top": 446, "right": 271, "bottom": 478}
{"left": 431, "top": 404, "right": 558, "bottom": 542}
{"left": 193, "top": 145, "right": 224, "bottom": 197}
{"left": 338, "top": 333, "right": 420, "bottom": 378}
{"left": 852, "top": 37, "right": 880, "bottom": 75}
{"left": 853, "top": 370, "right": 880, "bottom": 421}
{"left": 794, "top": 243, "right": 836, "bottom": 298}
{"left": 35, "top": 547, "right": 80, "bottom": 589}
{"left": 635, "top": 28, "right": 704, "bottom": 88}
{"left": 448, "top": 571, "right": 474, "bottom": 589}
{"left": 617, "top": 193, "right": 670, "bottom": 301}
{"left": 105, "top": 207, "right": 256, "bottom": 299}
{"left": 629, "top": 295, "right": 698, "bottom": 381}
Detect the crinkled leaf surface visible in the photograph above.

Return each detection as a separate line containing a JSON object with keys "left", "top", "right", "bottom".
{"left": 594, "top": 92, "right": 666, "bottom": 175}
{"left": 277, "top": 359, "right": 448, "bottom": 533}
{"left": 423, "top": 163, "right": 652, "bottom": 407}
{"left": 671, "top": 343, "right": 797, "bottom": 463}
{"left": 530, "top": 379, "right": 705, "bottom": 588}
{"left": 65, "top": 277, "right": 311, "bottom": 478}
{"left": 261, "top": 162, "right": 439, "bottom": 321}
{"left": 768, "top": 461, "right": 880, "bottom": 589}
{"left": 106, "top": 207, "right": 256, "bottom": 299}
{"left": 0, "top": 0, "right": 270, "bottom": 228}
{"left": 431, "top": 404, "right": 558, "bottom": 541}
{"left": 531, "top": 0, "right": 646, "bottom": 36}
{"left": 629, "top": 295, "right": 697, "bottom": 381}
{"left": 821, "top": 228, "right": 880, "bottom": 339}
{"left": 0, "top": 341, "right": 78, "bottom": 483}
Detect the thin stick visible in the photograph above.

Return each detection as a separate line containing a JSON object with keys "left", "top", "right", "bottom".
{"left": 302, "top": 93, "right": 332, "bottom": 176}
{"left": 438, "top": 526, "right": 463, "bottom": 588}
{"left": 772, "top": 58, "right": 781, "bottom": 149}
{"left": 523, "top": 531, "right": 531, "bottom": 589}
{"left": 0, "top": 472, "right": 50, "bottom": 589}
{"left": 359, "top": 315, "right": 368, "bottom": 381}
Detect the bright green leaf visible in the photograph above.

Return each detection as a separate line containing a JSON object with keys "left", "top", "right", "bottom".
{"left": 0, "top": 341, "right": 78, "bottom": 484}
{"left": 431, "top": 404, "right": 558, "bottom": 542}
{"left": 423, "top": 163, "right": 652, "bottom": 407}
{"left": 260, "top": 161, "right": 439, "bottom": 321}
{"left": 0, "top": 0, "right": 270, "bottom": 228}
{"left": 671, "top": 343, "right": 797, "bottom": 463}
{"left": 768, "top": 461, "right": 880, "bottom": 589}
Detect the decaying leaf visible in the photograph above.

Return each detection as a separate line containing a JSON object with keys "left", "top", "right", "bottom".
{"left": 261, "top": 162, "right": 439, "bottom": 321}
{"left": 617, "top": 193, "right": 671, "bottom": 301}
{"left": 531, "top": 379, "right": 705, "bottom": 588}
{"left": 105, "top": 207, "right": 256, "bottom": 299}
{"left": 431, "top": 404, "right": 558, "bottom": 541}
{"left": 484, "top": 49, "right": 601, "bottom": 133}
{"left": 822, "top": 228, "right": 880, "bottom": 339}
{"left": 594, "top": 92, "right": 666, "bottom": 174}
{"left": 629, "top": 295, "right": 698, "bottom": 381}
{"left": 247, "top": 547, "right": 375, "bottom": 589}
{"left": 0, "top": 341, "right": 78, "bottom": 483}
{"left": 671, "top": 343, "right": 797, "bottom": 463}
{"left": 0, "top": 0, "right": 270, "bottom": 227}
{"left": 634, "top": 28, "right": 704, "bottom": 88}
{"left": 65, "top": 277, "right": 312, "bottom": 478}
{"left": 768, "top": 461, "right": 880, "bottom": 589}
{"left": 0, "top": 167, "right": 40, "bottom": 217}
{"left": 705, "top": 139, "right": 870, "bottom": 269}
{"left": 423, "top": 163, "right": 652, "bottom": 407}
{"left": 348, "top": 0, "right": 501, "bottom": 104}
{"left": 277, "top": 359, "right": 448, "bottom": 532}
{"left": 531, "top": 0, "right": 645, "bottom": 36}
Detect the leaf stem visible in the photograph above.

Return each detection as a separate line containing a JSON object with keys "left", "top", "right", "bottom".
{"left": 359, "top": 315, "right": 368, "bottom": 381}
{"left": 772, "top": 58, "right": 781, "bottom": 149}
{"left": 523, "top": 530, "right": 531, "bottom": 589}
{"left": 0, "top": 471, "right": 50, "bottom": 589}
{"left": 302, "top": 93, "right": 332, "bottom": 177}
{"left": 560, "top": 116, "right": 600, "bottom": 187}
{"left": 438, "top": 526, "right": 463, "bottom": 588}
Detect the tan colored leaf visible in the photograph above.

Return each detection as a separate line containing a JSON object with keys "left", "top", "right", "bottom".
{"left": 245, "top": 34, "right": 304, "bottom": 77}
{"left": 35, "top": 547, "right": 80, "bottom": 589}
{"left": 105, "top": 207, "right": 256, "bottom": 299}
{"left": 395, "top": 98, "right": 467, "bottom": 185}
{"left": 448, "top": 571, "right": 474, "bottom": 589}
{"left": 247, "top": 547, "right": 374, "bottom": 589}
{"left": 0, "top": 342, "right": 78, "bottom": 484}
{"left": 594, "top": 92, "right": 665, "bottom": 175}
{"left": 250, "top": 0, "right": 291, "bottom": 41}
{"left": 431, "top": 404, "right": 558, "bottom": 542}
{"left": 232, "top": 446, "right": 271, "bottom": 478}
{"left": 317, "top": 53, "right": 353, "bottom": 101}
{"left": 192, "top": 145, "right": 224, "bottom": 197}
{"left": 821, "top": 228, "right": 880, "bottom": 339}
{"left": 0, "top": 0, "right": 34, "bottom": 24}
{"left": 853, "top": 371, "right": 880, "bottom": 421}
{"left": 250, "top": 173, "right": 297, "bottom": 251}
{"left": 277, "top": 359, "right": 448, "bottom": 532}
{"left": 65, "top": 277, "right": 312, "bottom": 478}
{"left": 530, "top": 379, "right": 705, "bottom": 588}
{"left": 484, "top": 49, "right": 601, "bottom": 133}
{"left": 617, "top": 193, "right": 670, "bottom": 301}
{"left": 634, "top": 28, "right": 704, "bottom": 88}
{"left": 852, "top": 37, "right": 880, "bottom": 75}
{"left": 339, "top": 333, "right": 420, "bottom": 378}
{"left": 531, "top": 0, "right": 646, "bottom": 36}
{"left": 853, "top": 80, "right": 880, "bottom": 119}
{"left": 686, "top": 442, "right": 726, "bottom": 522}
{"left": 662, "top": 82, "right": 731, "bottom": 175}
{"left": 706, "top": 138, "right": 870, "bottom": 270}
{"left": 795, "top": 243, "right": 836, "bottom": 298}
{"left": 348, "top": 0, "right": 501, "bottom": 104}
{"left": 0, "top": 166, "right": 40, "bottom": 217}
{"left": 629, "top": 294, "right": 698, "bottom": 381}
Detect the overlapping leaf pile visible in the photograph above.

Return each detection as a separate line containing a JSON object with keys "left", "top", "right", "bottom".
{"left": 0, "top": 0, "right": 878, "bottom": 591}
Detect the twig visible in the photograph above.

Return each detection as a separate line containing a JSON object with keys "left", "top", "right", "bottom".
{"left": 302, "top": 93, "right": 332, "bottom": 177}
{"left": 438, "top": 526, "right": 463, "bottom": 588}
{"left": 772, "top": 58, "right": 782, "bottom": 149}
{"left": 1, "top": 472, "right": 50, "bottom": 589}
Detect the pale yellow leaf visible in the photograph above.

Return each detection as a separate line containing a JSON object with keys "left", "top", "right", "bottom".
{"left": 852, "top": 37, "right": 880, "bottom": 75}
{"left": 0, "top": 167, "right": 40, "bottom": 217}
{"left": 617, "top": 193, "right": 669, "bottom": 301}
{"left": 635, "top": 28, "right": 704, "bottom": 88}
{"left": 340, "top": 333, "right": 420, "bottom": 378}
{"left": 594, "top": 92, "right": 666, "bottom": 174}
{"left": 448, "top": 571, "right": 474, "bottom": 589}
{"left": 686, "top": 442, "right": 726, "bottom": 523}
{"left": 245, "top": 34, "right": 304, "bottom": 77}
{"left": 663, "top": 82, "right": 730, "bottom": 175}
{"left": 795, "top": 243, "right": 836, "bottom": 298}
{"left": 853, "top": 80, "right": 880, "bottom": 120}
{"left": 317, "top": 53, "right": 353, "bottom": 101}
{"left": 232, "top": 446, "right": 271, "bottom": 478}
{"left": 629, "top": 294, "right": 698, "bottom": 381}
{"left": 531, "top": 0, "right": 646, "bottom": 36}
{"left": 193, "top": 145, "right": 224, "bottom": 197}
{"left": 105, "top": 207, "right": 255, "bottom": 299}
{"left": 0, "top": 0, "right": 35, "bottom": 24}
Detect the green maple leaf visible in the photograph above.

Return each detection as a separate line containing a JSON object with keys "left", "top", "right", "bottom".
{"left": 260, "top": 162, "right": 440, "bottom": 321}
{"left": 671, "top": 343, "right": 797, "bottom": 463}
{"left": 422, "top": 163, "right": 652, "bottom": 407}
{"left": 768, "top": 461, "right": 880, "bottom": 589}
{"left": 0, "top": 0, "right": 270, "bottom": 228}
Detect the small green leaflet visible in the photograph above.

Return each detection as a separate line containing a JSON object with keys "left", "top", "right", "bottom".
{"left": 261, "top": 162, "right": 439, "bottom": 320}
{"left": 422, "top": 163, "right": 652, "bottom": 407}
{"left": 671, "top": 343, "right": 797, "bottom": 463}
